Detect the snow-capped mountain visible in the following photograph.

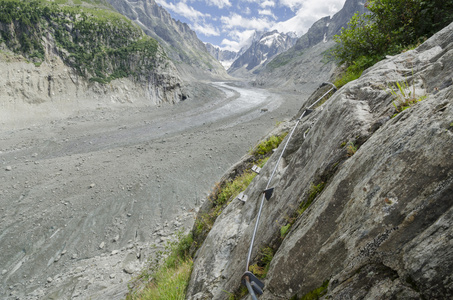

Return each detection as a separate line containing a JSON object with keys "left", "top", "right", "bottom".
{"left": 205, "top": 43, "right": 240, "bottom": 70}
{"left": 227, "top": 30, "right": 298, "bottom": 77}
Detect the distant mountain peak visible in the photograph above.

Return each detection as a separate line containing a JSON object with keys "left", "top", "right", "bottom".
{"left": 227, "top": 30, "right": 298, "bottom": 77}
{"left": 205, "top": 43, "right": 239, "bottom": 70}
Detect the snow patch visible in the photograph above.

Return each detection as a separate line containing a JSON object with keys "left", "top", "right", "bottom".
{"left": 260, "top": 32, "right": 280, "bottom": 47}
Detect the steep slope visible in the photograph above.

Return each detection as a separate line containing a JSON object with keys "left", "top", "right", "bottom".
{"left": 227, "top": 30, "right": 298, "bottom": 79}
{"left": 187, "top": 22, "right": 453, "bottom": 299}
{"left": 205, "top": 43, "right": 239, "bottom": 70}
{"left": 106, "top": 0, "right": 227, "bottom": 80}
{"left": 256, "top": 0, "right": 366, "bottom": 89}
{"left": 0, "top": 0, "right": 185, "bottom": 127}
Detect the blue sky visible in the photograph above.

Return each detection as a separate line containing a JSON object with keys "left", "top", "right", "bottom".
{"left": 155, "top": 0, "right": 346, "bottom": 52}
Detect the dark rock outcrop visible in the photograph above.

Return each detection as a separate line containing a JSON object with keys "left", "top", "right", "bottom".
{"left": 187, "top": 22, "right": 453, "bottom": 300}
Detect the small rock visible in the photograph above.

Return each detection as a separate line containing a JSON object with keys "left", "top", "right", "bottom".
{"left": 109, "top": 274, "right": 116, "bottom": 279}
{"left": 47, "top": 277, "right": 53, "bottom": 283}
{"left": 113, "top": 235, "right": 119, "bottom": 242}
{"left": 111, "top": 250, "right": 119, "bottom": 256}
{"left": 71, "top": 254, "right": 78, "bottom": 259}
{"left": 2, "top": 269, "right": 7, "bottom": 275}
{"left": 5, "top": 166, "right": 12, "bottom": 171}
{"left": 126, "top": 244, "right": 134, "bottom": 250}
{"left": 99, "top": 242, "right": 105, "bottom": 249}
{"left": 89, "top": 183, "right": 95, "bottom": 188}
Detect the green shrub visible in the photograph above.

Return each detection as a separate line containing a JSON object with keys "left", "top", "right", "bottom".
{"left": 216, "top": 171, "right": 257, "bottom": 206}
{"left": 332, "top": 0, "right": 453, "bottom": 70}
{"left": 280, "top": 223, "right": 291, "bottom": 238}
{"left": 0, "top": 0, "right": 163, "bottom": 82}
{"left": 334, "top": 66, "right": 363, "bottom": 89}
{"left": 251, "top": 133, "right": 288, "bottom": 156}
{"left": 248, "top": 246, "right": 274, "bottom": 279}
{"left": 298, "top": 182, "right": 326, "bottom": 215}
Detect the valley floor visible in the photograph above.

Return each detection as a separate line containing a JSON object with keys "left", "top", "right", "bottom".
{"left": 0, "top": 81, "right": 315, "bottom": 299}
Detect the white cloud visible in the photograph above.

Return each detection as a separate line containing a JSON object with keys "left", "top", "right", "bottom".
{"left": 205, "top": 0, "right": 232, "bottom": 9}
{"left": 221, "top": 13, "right": 273, "bottom": 31}
{"left": 279, "top": 0, "right": 304, "bottom": 11}
{"left": 279, "top": 0, "right": 344, "bottom": 13}
{"left": 192, "top": 22, "right": 220, "bottom": 37}
{"left": 220, "top": 39, "right": 240, "bottom": 51}
{"left": 258, "top": 9, "right": 276, "bottom": 19}
{"left": 260, "top": 0, "right": 275, "bottom": 8}
{"left": 221, "top": 29, "right": 256, "bottom": 51}
{"left": 273, "top": 0, "right": 345, "bottom": 35}
{"left": 156, "top": 0, "right": 209, "bottom": 22}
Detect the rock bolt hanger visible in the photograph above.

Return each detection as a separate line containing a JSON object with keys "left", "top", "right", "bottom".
{"left": 242, "top": 82, "right": 337, "bottom": 300}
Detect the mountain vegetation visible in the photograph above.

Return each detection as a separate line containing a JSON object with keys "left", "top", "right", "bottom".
{"left": 106, "top": 0, "right": 227, "bottom": 79}
{"left": 332, "top": 0, "right": 453, "bottom": 87}
{"left": 0, "top": 0, "right": 168, "bottom": 83}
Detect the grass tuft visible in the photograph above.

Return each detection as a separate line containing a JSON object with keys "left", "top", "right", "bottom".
{"left": 126, "top": 232, "right": 193, "bottom": 300}
{"left": 299, "top": 280, "right": 329, "bottom": 300}
{"left": 251, "top": 133, "right": 288, "bottom": 156}
{"left": 388, "top": 79, "right": 426, "bottom": 117}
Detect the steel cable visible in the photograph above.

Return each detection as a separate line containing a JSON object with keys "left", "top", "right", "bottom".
{"left": 245, "top": 83, "right": 337, "bottom": 272}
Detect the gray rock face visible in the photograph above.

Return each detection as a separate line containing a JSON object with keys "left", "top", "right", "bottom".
{"left": 0, "top": 3, "right": 187, "bottom": 120}
{"left": 205, "top": 43, "right": 239, "bottom": 70}
{"left": 0, "top": 51, "right": 184, "bottom": 127}
{"left": 187, "top": 22, "right": 453, "bottom": 300}
{"left": 107, "top": 0, "right": 227, "bottom": 79}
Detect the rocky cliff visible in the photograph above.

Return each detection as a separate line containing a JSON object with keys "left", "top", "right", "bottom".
{"left": 205, "top": 43, "right": 239, "bottom": 70}
{"left": 187, "top": 21, "right": 453, "bottom": 300}
{"left": 106, "top": 0, "right": 227, "bottom": 80}
{"left": 0, "top": 0, "right": 185, "bottom": 128}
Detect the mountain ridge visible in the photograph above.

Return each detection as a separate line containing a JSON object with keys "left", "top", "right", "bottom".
{"left": 227, "top": 30, "right": 298, "bottom": 78}
{"left": 0, "top": 0, "right": 186, "bottom": 127}
{"left": 255, "top": 0, "right": 367, "bottom": 89}
{"left": 106, "top": 0, "right": 227, "bottom": 80}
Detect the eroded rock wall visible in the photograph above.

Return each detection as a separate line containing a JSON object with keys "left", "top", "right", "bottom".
{"left": 187, "top": 22, "right": 453, "bottom": 300}
{"left": 0, "top": 48, "right": 184, "bottom": 129}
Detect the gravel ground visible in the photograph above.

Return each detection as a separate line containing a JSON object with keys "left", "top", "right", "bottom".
{"left": 0, "top": 81, "right": 315, "bottom": 299}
